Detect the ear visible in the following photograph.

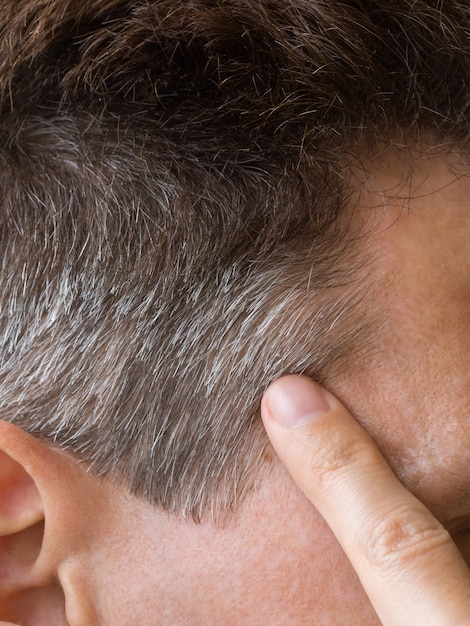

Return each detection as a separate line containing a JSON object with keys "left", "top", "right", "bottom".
{"left": 0, "top": 420, "right": 68, "bottom": 625}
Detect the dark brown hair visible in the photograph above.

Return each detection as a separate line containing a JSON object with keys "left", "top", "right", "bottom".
{"left": 0, "top": 0, "right": 469, "bottom": 519}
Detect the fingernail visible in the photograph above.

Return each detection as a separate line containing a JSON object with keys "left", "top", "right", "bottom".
{"left": 264, "top": 375, "right": 331, "bottom": 428}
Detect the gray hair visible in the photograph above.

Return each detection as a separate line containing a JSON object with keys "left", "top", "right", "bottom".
{"left": 1, "top": 0, "right": 469, "bottom": 519}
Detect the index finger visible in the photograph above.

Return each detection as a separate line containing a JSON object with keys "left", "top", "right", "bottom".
{"left": 261, "top": 375, "right": 470, "bottom": 626}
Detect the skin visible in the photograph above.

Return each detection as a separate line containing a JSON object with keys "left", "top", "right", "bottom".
{"left": 1, "top": 147, "right": 470, "bottom": 624}
{"left": 261, "top": 375, "right": 470, "bottom": 625}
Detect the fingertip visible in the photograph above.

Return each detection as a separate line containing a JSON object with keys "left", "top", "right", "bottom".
{"left": 262, "top": 375, "right": 331, "bottom": 429}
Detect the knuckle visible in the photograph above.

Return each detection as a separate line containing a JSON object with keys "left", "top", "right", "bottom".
{"left": 362, "top": 506, "right": 451, "bottom": 573}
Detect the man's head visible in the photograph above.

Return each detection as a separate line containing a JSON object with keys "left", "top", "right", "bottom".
{"left": 2, "top": 1, "right": 470, "bottom": 623}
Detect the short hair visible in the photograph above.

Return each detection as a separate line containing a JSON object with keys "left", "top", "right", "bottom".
{"left": 1, "top": 0, "right": 469, "bottom": 520}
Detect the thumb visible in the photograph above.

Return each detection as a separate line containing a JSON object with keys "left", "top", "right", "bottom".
{"left": 261, "top": 375, "right": 470, "bottom": 626}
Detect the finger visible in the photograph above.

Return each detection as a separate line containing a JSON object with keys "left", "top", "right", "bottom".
{"left": 261, "top": 375, "right": 470, "bottom": 626}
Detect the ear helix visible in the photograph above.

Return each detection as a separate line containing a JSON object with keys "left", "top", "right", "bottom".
{"left": 0, "top": 450, "right": 44, "bottom": 537}
{"left": 0, "top": 448, "right": 50, "bottom": 625}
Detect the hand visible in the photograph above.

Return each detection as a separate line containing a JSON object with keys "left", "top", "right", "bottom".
{"left": 261, "top": 375, "right": 470, "bottom": 625}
